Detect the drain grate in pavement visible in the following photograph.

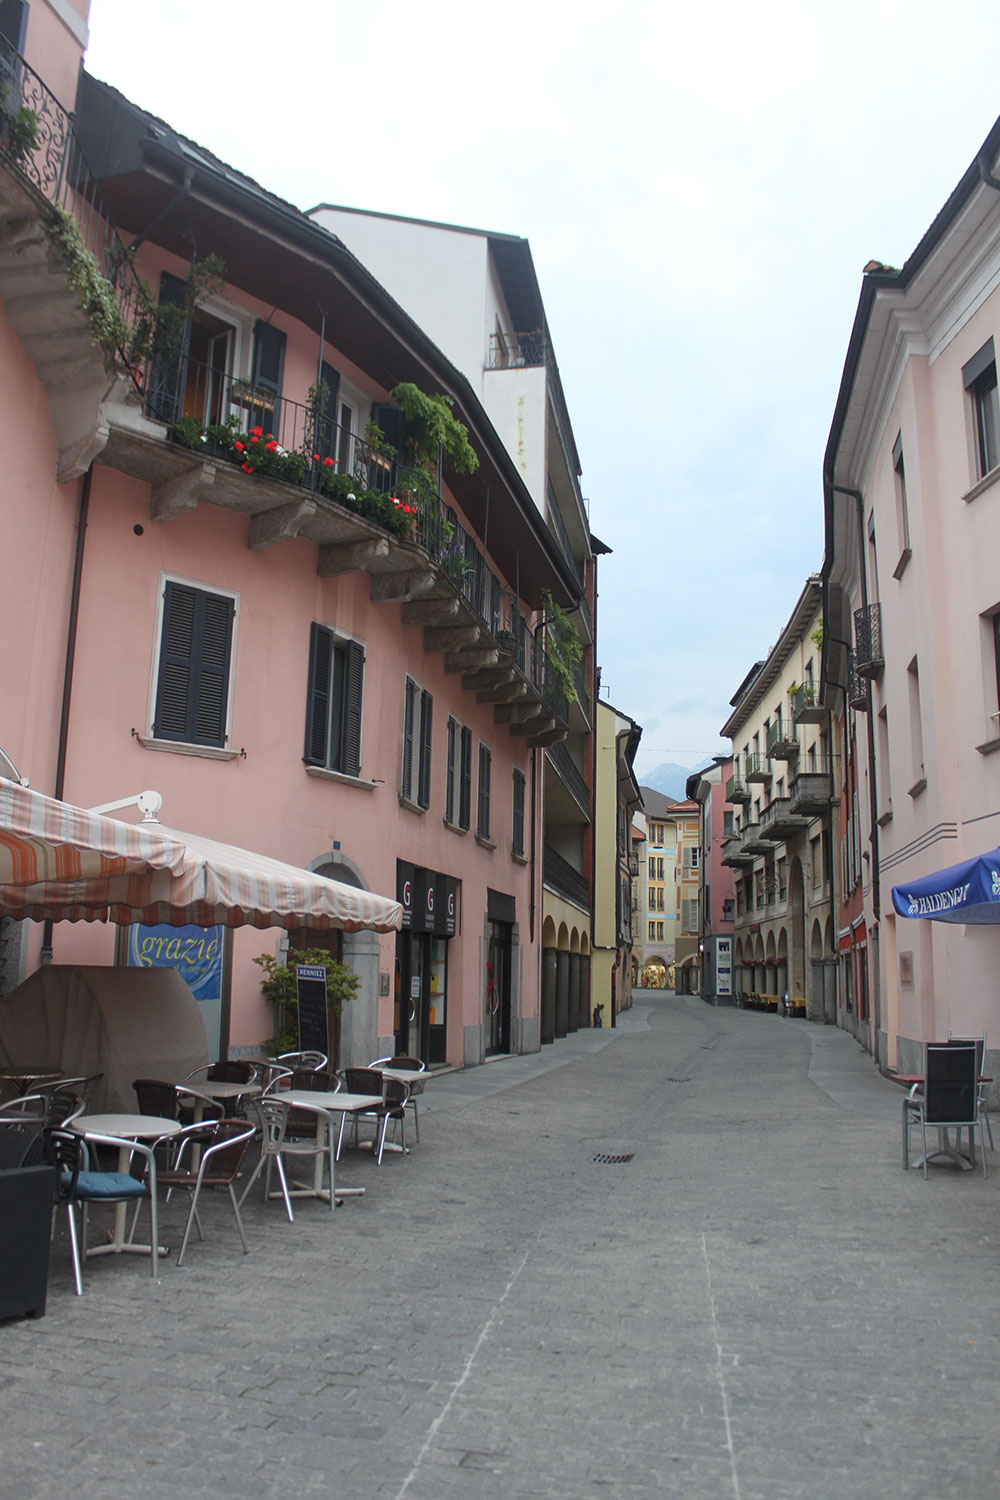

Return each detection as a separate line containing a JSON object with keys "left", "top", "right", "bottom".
{"left": 666, "top": 1075, "right": 692, "bottom": 1083}
{"left": 592, "top": 1152, "right": 635, "bottom": 1164}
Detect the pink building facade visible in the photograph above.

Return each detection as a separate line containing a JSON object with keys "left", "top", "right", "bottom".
{"left": 686, "top": 757, "right": 735, "bottom": 1004}
{"left": 823, "top": 113, "right": 1000, "bottom": 1084}
{"left": 0, "top": 4, "right": 581, "bottom": 1068}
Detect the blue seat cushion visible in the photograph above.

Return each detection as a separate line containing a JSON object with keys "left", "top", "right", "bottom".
{"left": 62, "top": 1171, "right": 146, "bottom": 1200}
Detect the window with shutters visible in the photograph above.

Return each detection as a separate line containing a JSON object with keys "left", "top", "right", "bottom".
{"left": 476, "top": 743, "right": 492, "bottom": 843}
{"left": 512, "top": 768, "right": 526, "bottom": 858}
{"left": 303, "top": 623, "right": 365, "bottom": 778}
{"left": 444, "top": 717, "right": 472, "bottom": 830}
{"left": 401, "top": 677, "right": 433, "bottom": 811}
{"left": 964, "top": 339, "right": 1000, "bottom": 482}
{"left": 151, "top": 577, "right": 237, "bottom": 749}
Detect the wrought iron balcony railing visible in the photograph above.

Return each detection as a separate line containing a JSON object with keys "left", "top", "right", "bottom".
{"left": 726, "top": 774, "right": 751, "bottom": 804}
{"left": 744, "top": 753, "right": 772, "bottom": 783}
{"left": 0, "top": 39, "right": 157, "bottom": 400}
{"left": 847, "top": 648, "right": 868, "bottom": 710}
{"left": 164, "top": 358, "right": 570, "bottom": 724}
{"left": 487, "top": 331, "right": 546, "bottom": 369}
{"left": 766, "top": 718, "right": 799, "bottom": 760}
{"left": 543, "top": 844, "right": 590, "bottom": 909}
{"left": 854, "top": 603, "right": 884, "bottom": 677}
{"left": 791, "top": 682, "right": 825, "bottom": 724}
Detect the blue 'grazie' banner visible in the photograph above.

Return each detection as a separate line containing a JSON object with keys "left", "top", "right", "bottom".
{"left": 126, "top": 922, "right": 225, "bottom": 1001}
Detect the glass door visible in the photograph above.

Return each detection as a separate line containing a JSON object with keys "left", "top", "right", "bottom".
{"left": 485, "top": 920, "right": 512, "bottom": 1055}
{"left": 395, "top": 933, "right": 427, "bottom": 1060}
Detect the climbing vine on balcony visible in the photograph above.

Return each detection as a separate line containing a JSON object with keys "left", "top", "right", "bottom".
{"left": 48, "top": 207, "right": 129, "bottom": 363}
{"left": 541, "top": 589, "right": 583, "bottom": 704}
{"left": 388, "top": 382, "right": 479, "bottom": 474}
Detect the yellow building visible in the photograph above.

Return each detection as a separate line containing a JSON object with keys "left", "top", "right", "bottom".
{"left": 592, "top": 701, "right": 642, "bottom": 1025}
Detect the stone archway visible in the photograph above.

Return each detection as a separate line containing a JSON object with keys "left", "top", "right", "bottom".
{"left": 541, "top": 916, "right": 558, "bottom": 1044}
{"left": 776, "top": 927, "right": 788, "bottom": 1006}
{"left": 300, "top": 852, "right": 382, "bottom": 1068}
{"left": 765, "top": 930, "right": 777, "bottom": 996}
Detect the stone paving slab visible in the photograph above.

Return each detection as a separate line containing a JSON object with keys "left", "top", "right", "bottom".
{"left": 3, "top": 996, "right": 1000, "bottom": 1499}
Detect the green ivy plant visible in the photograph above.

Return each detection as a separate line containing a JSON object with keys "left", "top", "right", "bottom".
{"left": 128, "top": 253, "right": 227, "bottom": 367}
{"left": 48, "top": 207, "right": 130, "bottom": 363}
{"left": 541, "top": 588, "right": 583, "bottom": 703}
{"left": 388, "top": 382, "right": 479, "bottom": 474}
{"left": 0, "top": 99, "right": 40, "bottom": 161}
{"left": 252, "top": 946, "right": 360, "bottom": 1058}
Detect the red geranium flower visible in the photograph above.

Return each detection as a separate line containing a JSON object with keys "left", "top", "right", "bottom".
{"left": 322, "top": 456, "right": 335, "bottom": 468}
{"left": 249, "top": 426, "right": 263, "bottom": 437}
{"left": 241, "top": 462, "right": 254, "bottom": 474}
{"left": 234, "top": 441, "right": 244, "bottom": 452}
{"left": 265, "top": 440, "right": 279, "bottom": 452}
{"left": 313, "top": 453, "right": 320, "bottom": 462}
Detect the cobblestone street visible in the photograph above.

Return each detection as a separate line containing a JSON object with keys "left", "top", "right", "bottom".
{"left": 4, "top": 994, "right": 999, "bottom": 1500}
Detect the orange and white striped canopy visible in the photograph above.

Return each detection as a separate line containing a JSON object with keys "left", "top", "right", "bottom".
{"left": 0, "top": 780, "right": 402, "bottom": 933}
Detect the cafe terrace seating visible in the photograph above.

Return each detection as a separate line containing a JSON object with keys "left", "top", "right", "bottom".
{"left": 342, "top": 1067, "right": 410, "bottom": 1165}
{"left": 154, "top": 1118, "right": 256, "bottom": 1266}
{"left": 904, "top": 1042, "right": 988, "bottom": 1179}
{"left": 44, "top": 1125, "right": 160, "bottom": 1295}
{"left": 370, "top": 1055, "right": 426, "bottom": 1141}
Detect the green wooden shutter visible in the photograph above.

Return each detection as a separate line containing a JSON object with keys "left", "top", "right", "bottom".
{"left": 401, "top": 679, "right": 416, "bottom": 801}
{"left": 342, "top": 640, "right": 365, "bottom": 778}
{"left": 195, "top": 593, "right": 234, "bottom": 746}
{"left": 315, "top": 360, "right": 341, "bottom": 462}
{"left": 478, "top": 745, "right": 491, "bottom": 838}
{"left": 154, "top": 582, "right": 233, "bottom": 747}
{"left": 445, "top": 718, "right": 456, "bottom": 824}
{"left": 513, "top": 769, "right": 525, "bottom": 857}
{"left": 417, "top": 691, "right": 433, "bottom": 809}
{"left": 459, "top": 727, "right": 472, "bottom": 830}
{"left": 0, "top": 1, "right": 28, "bottom": 52}
{"left": 251, "top": 321, "right": 286, "bottom": 425}
{"left": 370, "top": 402, "right": 406, "bottom": 457}
{"left": 148, "top": 271, "right": 189, "bottom": 424}
{"left": 304, "top": 623, "right": 332, "bottom": 766}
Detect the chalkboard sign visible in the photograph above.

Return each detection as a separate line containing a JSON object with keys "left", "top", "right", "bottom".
{"left": 295, "top": 965, "right": 330, "bottom": 1058}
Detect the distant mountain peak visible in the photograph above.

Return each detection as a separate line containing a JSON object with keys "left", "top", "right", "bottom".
{"left": 638, "top": 762, "right": 693, "bottom": 800}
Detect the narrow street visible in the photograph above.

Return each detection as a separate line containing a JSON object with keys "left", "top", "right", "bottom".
{"left": 5, "top": 995, "right": 998, "bottom": 1500}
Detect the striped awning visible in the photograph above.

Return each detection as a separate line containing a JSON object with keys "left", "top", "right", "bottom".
{"left": 0, "top": 780, "right": 402, "bottom": 933}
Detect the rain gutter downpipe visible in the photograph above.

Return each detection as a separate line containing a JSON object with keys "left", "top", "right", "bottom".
{"left": 829, "top": 481, "right": 880, "bottom": 926}
{"left": 41, "top": 462, "right": 94, "bottom": 964}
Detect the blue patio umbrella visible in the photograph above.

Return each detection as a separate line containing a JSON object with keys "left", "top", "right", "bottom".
{"left": 891, "top": 847, "right": 1000, "bottom": 924}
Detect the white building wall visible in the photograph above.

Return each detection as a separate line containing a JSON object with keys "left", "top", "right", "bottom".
{"left": 310, "top": 209, "right": 491, "bottom": 395}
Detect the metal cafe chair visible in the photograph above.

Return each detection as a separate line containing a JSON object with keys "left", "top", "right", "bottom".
{"left": 369, "top": 1054, "right": 426, "bottom": 1141}
{"left": 43, "top": 1126, "right": 160, "bottom": 1296}
{"left": 904, "top": 1042, "right": 987, "bottom": 1179}
{"left": 154, "top": 1119, "right": 256, "bottom": 1266}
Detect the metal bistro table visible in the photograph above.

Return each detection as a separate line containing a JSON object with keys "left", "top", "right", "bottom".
{"left": 71, "top": 1112, "right": 180, "bottom": 1257}
{"left": 280, "top": 1089, "right": 383, "bottom": 1205}
{"left": 0, "top": 1063, "right": 64, "bottom": 1097}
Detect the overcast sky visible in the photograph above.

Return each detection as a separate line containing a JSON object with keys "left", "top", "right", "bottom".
{"left": 86, "top": 0, "right": 1000, "bottom": 778}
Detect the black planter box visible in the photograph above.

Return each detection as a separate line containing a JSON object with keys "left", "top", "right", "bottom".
{"left": 0, "top": 1163, "right": 56, "bottom": 1320}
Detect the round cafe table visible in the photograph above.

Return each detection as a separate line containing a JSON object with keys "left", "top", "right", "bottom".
{"left": 0, "top": 1063, "right": 63, "bottom": 1096}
